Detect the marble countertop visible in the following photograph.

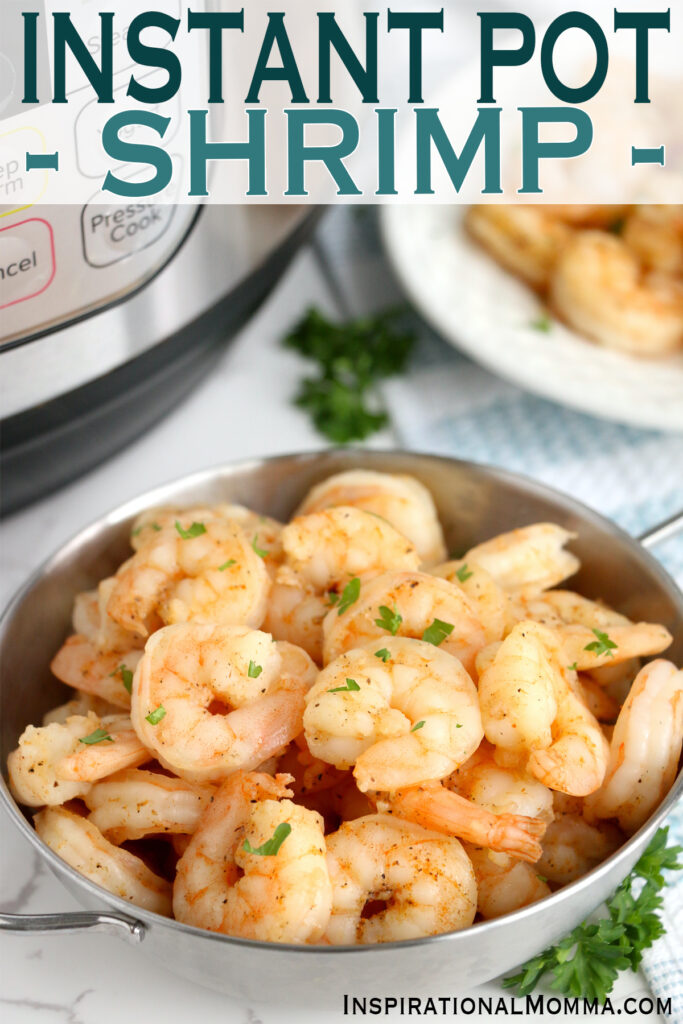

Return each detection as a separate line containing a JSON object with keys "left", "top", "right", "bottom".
{"left": 0, "top": 225, "right": 665, "bottom": 1022}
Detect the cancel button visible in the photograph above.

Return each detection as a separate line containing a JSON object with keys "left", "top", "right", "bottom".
{"left": 81, "top": 202, "right": 176, "bottom": 268}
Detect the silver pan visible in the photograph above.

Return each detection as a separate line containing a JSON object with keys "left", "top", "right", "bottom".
{"left": 1, "top": 450, "right": 682, "bottom": 1007}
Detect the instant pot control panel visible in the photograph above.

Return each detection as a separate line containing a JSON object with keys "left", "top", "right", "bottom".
{"left": 0, "top": 0, "right": 197, "bottom": 349}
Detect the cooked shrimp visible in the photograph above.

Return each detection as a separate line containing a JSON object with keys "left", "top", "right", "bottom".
{"left": 132, "top": 624, "right": 316, "bottom": 783}
{"left": 527, "top": 667, "right": 609, "bottom": 797}
{"left": 51, "top": 635, "right": 142, "bottom": 710}
{"left": 304, "top": 637, "right": 483, "bottom": 792}
{"left": 262, "top": 565, "right": 328, "bottom": 664}
{"left": 559, "top": 622, "right": 672, "bottom": 671}
{"left": 466, "top": 205, "right": 573, "bottom": 291}
{"left": 478, "top": 622, "right": 559, "bottom": 756}
{"left": 387, "top": 781, "right": 546, "bottom": 862}
{"left": 324, "top": 814, "right": 476, "bottom": 944}
{"left": 7, "top": 713, "right": 149, "bottom": 806}
{"left": 84, "top": 769, "right": 215, "bottom": 844}
{"left": 296, "top": 470, "right": 447, "bottom": 565}
{"left": 132, "top": 505, "right": 284, "bottom": 575}
{"left": 463, "top": 524, "right": 579, "bottom": 598}
{"left": 622, "top": 205, "right": 683, "bottom": 277}
{"left": 282, "top": 506, "right": 420, "bottom": 592}
{"left": 42, "top": 692, "right": 122, "bottom": 726}
{"left": 536, "top": 813, "right": 623, "bottom": 886}
{"left": 323, "top": 571, "right": 486, "bottom": 673}
{"left": 107, "top": 516, "right": 271, "bottom": 638}
{"left": 173, "top": 771, "right": 332, "bottom": 943}
{"left": 541, "top": 206, "right": 632, "bottom": 228}
{"left": 551, "top": 231, "right": 683, "bottom": 356}
{"left": 431, "top": 560, "right": 509, "bottom": 644}
{"left": 450, "top": 741, "right": 554, "bottom": 823}
{"left": 464, "top": 844, "right": 550, "bottom": 920}
{"left": 576, "top": 675, "right": 620, "bottom": 723}
{"left": 73, "top": 579, "right": 144, "bottom": 653}
{"left": 584, "top": 660, "right": 683, "bottom": 832}
{"left": 35, "top": 807, "right": 172, "bottom": 915}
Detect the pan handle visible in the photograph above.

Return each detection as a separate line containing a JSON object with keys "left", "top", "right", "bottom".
{"left": 638, "top": 510, "right": 683, "bottom": 551}
{"left": 0, "top": 911, "right": 145, "bottom": 944}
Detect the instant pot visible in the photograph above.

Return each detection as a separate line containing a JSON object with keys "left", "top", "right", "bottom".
{"left": 0, "top": 0, "right": 318, "bottom": 514}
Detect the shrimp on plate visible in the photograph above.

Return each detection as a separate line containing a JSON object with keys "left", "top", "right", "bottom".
{"left": 465, "top": 205, "right": 574, "bottom": 291}
{"left": 84, "top": 769, "right": 215, "bottom": 844}
{"left": 464, "top": 844, "right": 551, "bottom": 920}
{"left": 431, "top": 560, "right": 509, "bottom": 644}
{"left": 304, "top": 637, "right": 483, "bottom": 792}
{"left": 8, "top": 713, "right": 150, "bottom": 806}
{"left": 324, "top": 814, "right": 477, "bottom": 944}
{"left": 462, "top": 524, "right": 579, "bottom": 599}
{"left": 107, "top": 515, "right": 271, "bottom": 639}
{"left": 132, "top": 623, "right": 316, "bottom": 783}
{"left": 551, "top": 231, "right": 683, "bottom": 356}
{"left": 35, "top": 806, "right": 172, "bottom": 915}
{"left": 262, "top": 565, "right": 328, "bottom": 664}
{"left": 51, "top": 635, "right": 142, "bottom": 710}
{"left": 622, "top": 205, "right": 683, "bottom": 277}
{"left": 584, "top": 660, "right": 683, "bottom": 832}
{"left": 295, "top": 469, "right": 447, "bottom": 566}
{"left": 173, "top": 771, "right": 332, "bottom": 943}
{"left": 281, "top": 506, "right": 420, "bottom": 592}
{"left": 536, "top": 811, "right": 623, "bottom": 886}
{"left": 323, "top": 570, "right": 486, "bottom": 673}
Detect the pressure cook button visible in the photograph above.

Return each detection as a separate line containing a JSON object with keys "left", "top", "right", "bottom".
{"left": 81, "top": 201, "right": 177, "bottom": 268}
{"left": 0, "top": 217, "right": 55, "bottom": 310}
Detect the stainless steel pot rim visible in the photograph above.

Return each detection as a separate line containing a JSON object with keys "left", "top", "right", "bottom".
{"left": 2, "top": 448, "right": 682, "bottom": 954}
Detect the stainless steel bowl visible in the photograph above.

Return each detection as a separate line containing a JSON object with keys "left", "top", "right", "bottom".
{"left": 1, "top": 450, "right": 682, "bottom": 1006}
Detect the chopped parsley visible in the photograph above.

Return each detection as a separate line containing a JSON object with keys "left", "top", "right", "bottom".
{"left": 79, "top": 728, "right": 114, "bottom": 745}
{"left": 248, "top": 661, "right": 263, "bottom": 679}
{"left": 252, "top": 535, "right": 268, "bottom": 558}
{"left": 374, "top": 648, "right": 391, "bottom": 663}
{"left": 132, "top": 521, "right": 161, "bottom": 537}
{"left": 327, "top": 591, "right": 340, "bottom": 607}
{"left": 374, "top": 604, "right": 402, "bottom": 635}
{"left": 283, "top": 306, "right": 416, "bottom": 444}
{"left": 505, "top": 827, "right": 682, "bottom": 1003}
{"left": 567, "top": 662, "right": 579, "bottom": 672}
{"left": 530, "top": 312, "right": 553, "bottom": 333}
{"left": 218, "top": 559, "right": 236, "bottom": 571}
{"left": 109, "top": 663, "right": 133, "bottom": 695}
{"left": 411, "top": 720, "right": 426, "bottom": 733}
{"left": 455, "top": 563, "right": 474, "bottom": 583}
{"left": 584, "top": 628, "right": 618, "bottom": 659}
{"left": 175, "top": 520, "right": 207, "bottom": 540}
{"left": 328, "top": 678, "right": 361, "bottom": 693}
{"left": 422, "top": 618, "right": 455, "bottom": 647}
{"left": 337, "top": 577, "right": 361, "bottom": 616}
{"left": 146, "top": 705, "right": 166, "bottom": 725}
{"left": 243, "top": 822, "right": 292, "bottom": 857}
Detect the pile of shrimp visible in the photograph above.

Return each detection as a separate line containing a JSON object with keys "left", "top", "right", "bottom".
{"left": 466, "top": 204, "right": 683, "bottom": 357}
{"left": 8, "top": 470, "right": 683, "bottom": 945}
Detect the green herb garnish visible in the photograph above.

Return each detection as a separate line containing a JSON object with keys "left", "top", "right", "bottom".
{"left": 218, "top": 559, "right": 236, "bottom": 571}
{"left": 504, "top": 827, "right": 682, "bottom": 1003}
{"left": 327, "top": 591, "right": 340, "bottom": 607}
{"left": 374, "top": 648, "right": 391, "bottom": 662}
{"left": 422, "top": 618, "right": 455, "bottom": 647}
{"left": 567, "top": 662, "right": 579, "bottom": 672}
{"left": 248, "top": 661, "right": 263, "bottom": 679}
{"left": 109, "top": 663, "right": 133, "bottom": 695}
{"left": 584, "top": 628, "right": 617, "bottom": 659}
{"left": 530, "top": 312, "right": 553, "bottom": 333}
{"left": 252, "top": 535, "right": 268, "bottom": 558}
{"left": 132, "top": 521, "right": 161, "bottom": 537}
{"left": 175, "top": 521, "right": 206, "bottom": 540}
{"left": 328, "top": 678, "right": 361, "bottom": 693}
{"left": 283, "top": 306, "right": 416, "bottom": 444}
{"left": 79, "top": 728, "right": 114, "bottom": 745}
{"left": 411, "top": 720, "right": 426, "bottom": 733}
{"left": 374, "top": 605, "right": 402, "bottom": 635}
{"left": 146, "top": 705, "right": 166, "bottom": 725}
{"left": 455, "top": 563, "right": 474, "bottom": 583}
{"left": 337, "top": 577, "right": 361, "bottom": 616}
{"left": 243, "top": 822, "right": 292, "bottom": 857}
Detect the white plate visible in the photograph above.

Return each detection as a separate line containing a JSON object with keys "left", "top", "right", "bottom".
{"left": 381, "top": 205, "right": 683, "bottom": 432}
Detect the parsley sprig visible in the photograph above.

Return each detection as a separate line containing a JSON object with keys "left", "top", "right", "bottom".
{"left": 504, "top": 827, "right": 683, "bottom": 1003}
{"left": 243, "top": 822, "right": 291, "bottom": 857}
{"left": 283, "top": 306, "right": 416, "bottom": 444}
{"left": 584, "top": 628, "right": 618, "bottom": 659}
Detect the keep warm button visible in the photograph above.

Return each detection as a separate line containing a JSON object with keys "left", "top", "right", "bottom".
{"left": 0, "top": 218, "right": 56, "bottom": 310}
{"left": 82, "top": 202, "right": 176, "bottom": 268}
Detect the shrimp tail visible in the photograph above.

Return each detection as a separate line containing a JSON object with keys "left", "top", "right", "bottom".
{"left": 389, "top": 783, "right": 547, "bottom": 863}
